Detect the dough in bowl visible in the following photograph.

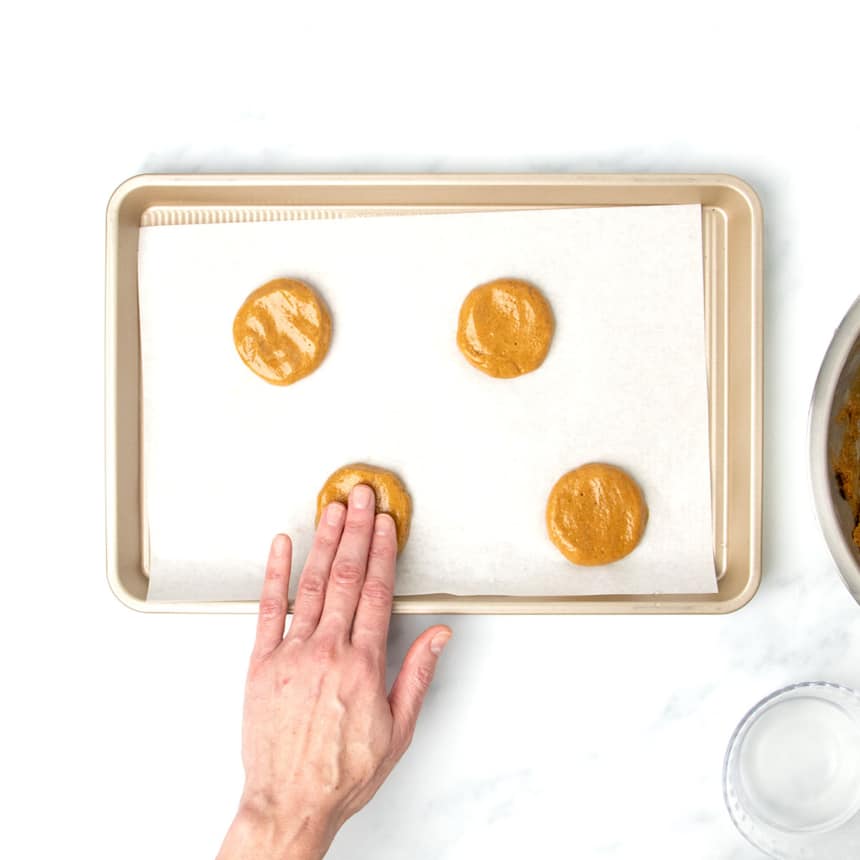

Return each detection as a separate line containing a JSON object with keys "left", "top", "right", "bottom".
{"left": 546, "top": 463, "right": 647, "bottom": 566}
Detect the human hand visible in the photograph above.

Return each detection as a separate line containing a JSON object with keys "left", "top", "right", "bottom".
{"left": 217, "top": 484, "right": 452, "bottom": 860}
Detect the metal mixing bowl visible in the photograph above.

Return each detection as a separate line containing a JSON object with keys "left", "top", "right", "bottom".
{"left": 810, "top": 295, "right": 860, "bottom": 604}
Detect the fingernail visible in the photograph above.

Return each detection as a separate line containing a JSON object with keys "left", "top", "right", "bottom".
{"left": 430, "top": 630, "right": 452, "bottom": 656}
{"left": 352, "top": 484, "right": 373, "bottom": 510}
{"left": 375, "top": 513, "right": 393, "bottom": 536}
{"left": 326, "top": 502, "right": 345, "bottom": 526}
{"left": 272, "top": 534, "right": 288, "bottom": 557}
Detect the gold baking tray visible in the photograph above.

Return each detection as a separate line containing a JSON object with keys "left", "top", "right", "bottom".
{"left": 105, "top": 173, "right": 762, "bottom": 614}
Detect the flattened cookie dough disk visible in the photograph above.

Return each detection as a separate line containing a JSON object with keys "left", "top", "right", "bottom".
{"left": 233, "top": 278, "right": 331, "bottom": 385}
{"left": 316, "top": 464, "right": 412, "bottom": 552}
{"left": 546, "top": 463, "right": 647, "bottom": 566}
{"left": 457, "top": 278, "right": 554, "bottom": 378}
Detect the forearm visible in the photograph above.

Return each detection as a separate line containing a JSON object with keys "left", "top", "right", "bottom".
{"left": 217, "top": 801, "right": 330, "bottom": 860}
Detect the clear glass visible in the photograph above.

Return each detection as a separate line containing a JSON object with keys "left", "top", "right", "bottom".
{"left": 724, "top": 682, "right": 860, "bottom": 857}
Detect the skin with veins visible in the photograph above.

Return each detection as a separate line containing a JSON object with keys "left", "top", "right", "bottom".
{"left": 233, "top": 278, "right": 332, "bottom": 385}
{"left": 456, "top": 278, "right": 554, "bottom": 378}
{"left": 834, "top": 380, "right": 860, "bottom": 548}
{"left": 546, "top": 463, "right": 648, "bottom": 566}
{"left": 316, "top": 464, "right": 412, "bottom": 553}
{"left": 216, "top": 488, "right": 451, "bottom": 860}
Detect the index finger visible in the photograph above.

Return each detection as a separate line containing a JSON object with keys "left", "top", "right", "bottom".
{"left": 252, "top": 533, "right": 292, "bottom": 660}
{"left": 350, "top": 513, "right": 397, "bottom": 657}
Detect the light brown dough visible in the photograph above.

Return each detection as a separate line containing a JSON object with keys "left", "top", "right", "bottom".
{"left": 233, "top": 278, "right": 331, "bottom": 385}
{"left": 834, "top": 374, "right": 860, "bottom": 548}
{"left": 316, "top": 464, "right": 412, "bottom": 552}
{"left": 546, "top": 463, "right": 647, "bottom": 566}
{"left": 457, "top": 278, "right": 554, "bottom": 378}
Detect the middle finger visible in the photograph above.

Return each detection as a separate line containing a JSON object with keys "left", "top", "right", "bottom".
{"left": 317, "top": 483, "right": 376, "bottom": 637}
{"left": 288, "top": 500, "right": 346, "bottom": 641}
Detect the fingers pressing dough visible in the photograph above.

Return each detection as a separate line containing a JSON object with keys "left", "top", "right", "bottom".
{"left": 317, "top": 464, "right": 412, "bottom": 553}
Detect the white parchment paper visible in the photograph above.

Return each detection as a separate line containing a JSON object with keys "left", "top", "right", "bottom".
{"left": 138, "top": 205, "right": 715, "bottom": 601}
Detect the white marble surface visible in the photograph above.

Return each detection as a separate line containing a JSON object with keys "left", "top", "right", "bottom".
{"left": 4, "top": 1, "right": 860, "bottom": 857}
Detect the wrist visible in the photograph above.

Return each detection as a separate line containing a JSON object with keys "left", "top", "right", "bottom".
{"left": 218, "top": 796, "right": 332, "bottom": 860}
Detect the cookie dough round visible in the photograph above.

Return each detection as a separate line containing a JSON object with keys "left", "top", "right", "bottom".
{"left": 457, "top": 278, "right": 554, "bottom": 378}
{"left": 233, "top": 278, "right": 332, "bottom": 386}
{"left": 546, "top": 463, "right": 647, "bottom": 566}
{"left": 316, "top": 464, "right": 412, "bottom": 552}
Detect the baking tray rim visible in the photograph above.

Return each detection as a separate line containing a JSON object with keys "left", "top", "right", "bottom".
{"left": 105, "top": 172, "right": 762, "bottom": 615}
